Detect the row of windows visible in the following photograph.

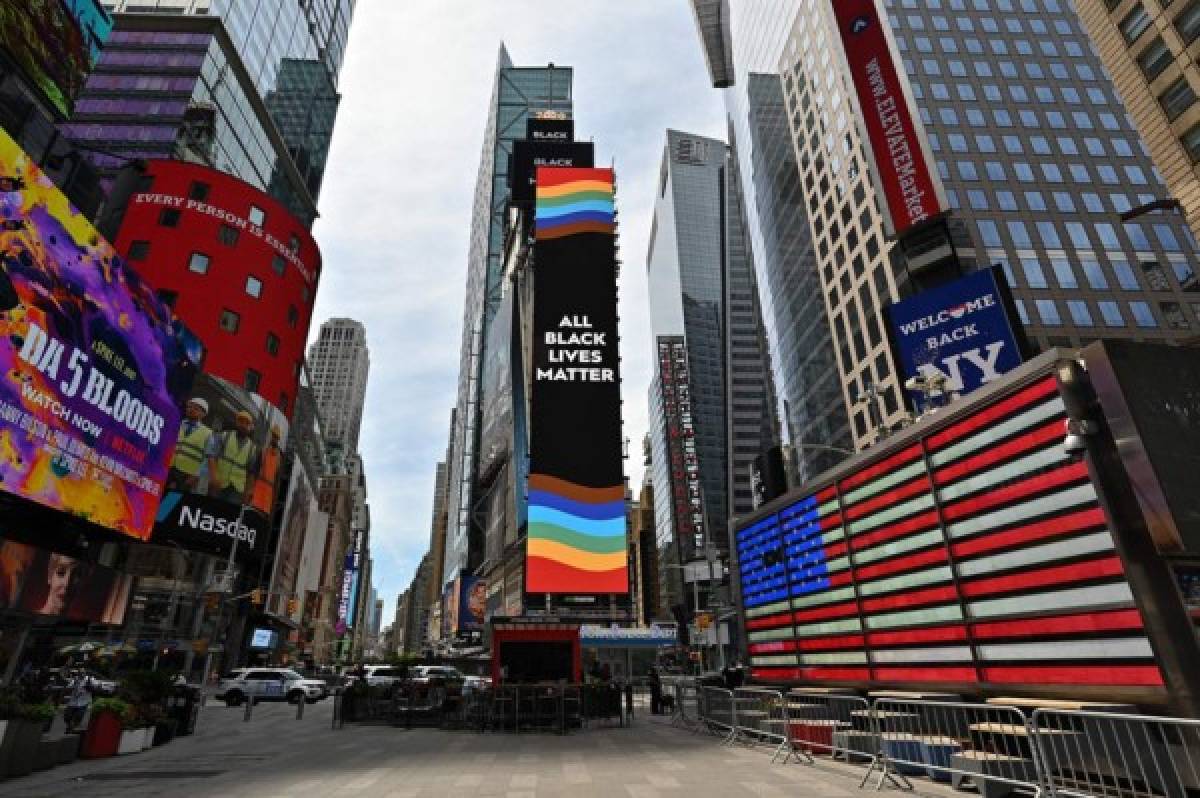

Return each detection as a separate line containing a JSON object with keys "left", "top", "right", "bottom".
{"left": 941, "top": 158, "right": 1152, "bottom": 186}
{"left": 929, "top": 131, "right": 1144, "bottom": 159}
{"left": 128, "top": 236, "right": 310, "bottom": 308}
{"left": 995, "top": 250, "right": 1196, "bottom": 293}
{"left": 922, "top": 103, "right": 1128, "bottom": 133}
{"left": 887, "top": 0, "right": 1069, "bottom": 14}
{"left": 1013, "top": 296, "right": 1192, "bottom": 329}
{"left": 896, "top": 31, "right": 1088, "bottom": 60}
{"left": 975, "top": 218, "right": 1198, "bottom": 258}
{"left": 915, "top": 81, "right": 1111, "bottom": 107}
{"left": 948, "top": 187, "right": 1160, "bottom": 216}
{"left": 889, "top": 10, "right": 1076, "bottom": 35}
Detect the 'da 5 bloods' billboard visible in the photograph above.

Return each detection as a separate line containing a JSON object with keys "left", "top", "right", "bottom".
{"left": 0, "top": 127, "right": 199, "bottom": 539}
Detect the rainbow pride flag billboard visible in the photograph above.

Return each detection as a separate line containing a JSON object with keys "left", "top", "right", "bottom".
{"left": 526, "top": 167, "right": 628, "bottom": 595}
{"left": 0, "top": 127, "right": 199, "bottom": 539}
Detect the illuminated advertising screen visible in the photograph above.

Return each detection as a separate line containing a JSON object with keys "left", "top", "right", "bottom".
{"left": 0, "top": 129, "right": 200, "bottom": 539}
{"left": 0, "top": 0, "right": 113, "bottom": 118}
{"left": 0, "top": 539, "right": 130, "bottom": 624}
{"left": 884, "top": 267, "right": 1025, "bottom": 408}
{"left": 268, "top": 462, "right": 315, "bottom": 618}
{"left": 657, "top": 337, "right": 705, "bottom": 552}
{"left": 526, "top": 167, "right": 627, "bottom": 595}
{"left": 459, "top": 575, "right": 486, "bottom": 632}
{"left": 830, "top": 0, "right": 944, "bottom": 237}
{"left": 151, "top": 372, "right": 288, "bottom": 562}
{"left": 510, "top": 140, "right": 595, "bottom": 205}
{"left": 249, "top": 627, "right": 274, "bottom": 649}
{"left": 738, "top": 374, "right": 1164, "bottom": 691}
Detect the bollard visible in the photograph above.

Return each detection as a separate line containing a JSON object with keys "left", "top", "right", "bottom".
{"left": 243, "top": 696, "right": 253, "bottom": 722}
{"left": 296, "top": 695, "right": 305, "bottom": 720}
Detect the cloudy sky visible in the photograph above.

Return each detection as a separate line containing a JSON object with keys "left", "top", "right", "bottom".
{"left": 309, "top": 1, "right": 727, "bottom": 624}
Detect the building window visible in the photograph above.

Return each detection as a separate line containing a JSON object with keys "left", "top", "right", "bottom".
{"left": 159, "top": 208, "right": 181, "bottom": 227}
{"left": 287, "top": 305, "right": 299, "bottom": 328}
{"left": 219, "top": 309, "right": 240, "bottom": 333}
{"left": 1159, "top": 77, "right": 1197, "bottom": 120}
{"left": 188, "top": 181, "right": 210, "bottom": 202}
{"left": 218, "top": 224, "right": 239, "bottom": 246}
{"left": 1035, "top": 299, "right": 1063, "bottom": 326}
{"left": 272, "top": 254, "right": 286, "bottom": 276}
{"left": 1067, "top": 300, "right": 1094, "bottom": 326}
{"left": 157, "top": 289, "right": 178, "bottom": 308}
{"left": 1119, "top": 4, "right": 1152, "bottom": 43}
{"left": 1099, "top": 300, "right": 1125, "bottom": 326}
{"left": 244, "top": 369, "right": 261, "bottom": 393}
{"left": 1137, "top": 37, "right": 1174, "bottom": 81}
{"left": 188, "top": 252, "right": 209, "bottom": 274}
{"left": 1176, "top": 0, "right": 1200, "bottom": 43}
{"left": 1182, "top": 122, "right": 1200, "bottom": 162}
{"left": 248, "top": 205, "right": 265, "bottom": 227}
{"left": 1161, "top": 301, "right": 1191, "bottom": 329}
{"left": 266, "top": 332, "right": 280, "bottom": 355}
{"left": 245, "top": 275, "right": 263, "bottom": 298}
{"left": 1130, "top": 300, "right": 1158, "bottom": 327}
{"left": 288, "top": 234, "right": 300, "bottom": 253}
{"left": 127, "top": 240, "right": 150, "bottom": 260}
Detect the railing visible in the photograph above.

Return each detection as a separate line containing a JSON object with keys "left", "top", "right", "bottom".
{"left": 1032, "top": 709, "right": 1200, "bottom": 798}
{"left": 685, "top": 691, "right": 1200, "bottom": 798}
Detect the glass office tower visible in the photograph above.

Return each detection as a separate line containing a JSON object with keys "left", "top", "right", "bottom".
{"left": 442, "top": 48, "right": 572, "bottom": 590}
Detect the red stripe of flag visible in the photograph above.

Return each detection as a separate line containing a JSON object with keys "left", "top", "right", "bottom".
{"left": 872, "top": 666, "right": 978, "bottom": 683}
{"left": 796, "top": 634, "right": 866, "bottom": 651}
{"left": 851, "top": 510, "right": 941, "bottom": 551}
{"left": 828, "top": 571, "right": 854, "bottom": 587}
{"left": 750, "top": 667, "right": 872, "bottom": 681}
{"left": 793, "top": 601, "right": 859, "bottom": 623}
{"left": 825, "top": 541, "right": 848, "bottom": 558}
{"left": 867, "top": 625, "right": 968, "bottom": 646}
{"left": 816, "top": 486, "right": 838, "bottom": 503}
{"left": 927, "top": 377, "right": 1059, "bottom": 452}
{"left": 981, "top": 665, "right": 1164, "bottom": 686}
{"left": 971, "top": 608, "right": 1144, "bottom": 640}
{"left": 819, "top": 512, "right": 844, "bottom": 530}
{"left": 746, "top": 611, "right": 794, "bottom": 630}
{"left": 934, "top": 420, "right": 1063, "bottom": 486}
{"left": 840, "top": 445, "right": 923, "bottom": 491}
{"left": 846, "top": 476, "right": 931, "bottom": 521}
{"left": 748, "top": 641, "right": 794, "bottom": 654}
{"left": 861, "top": 584, "right": 958, "bottom": 613}
{"left": 854, "top": 547, "right": 948, "bottom": 582}
{"left": 951, "top": 506, "right": 1108, "bottom": 560}
{"left": 940, "top": 461, "right": 1090, "bottom": 521}
{"left": 960, "top": 555, "right": 1125, "bottom": 598}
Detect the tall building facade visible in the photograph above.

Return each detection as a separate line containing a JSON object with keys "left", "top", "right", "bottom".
{"left": 1074, "top": 0, "right": 1200, "bottom": 235}
{"left": 693, "top": 0, "right": 853, "bottom": 482}
{"left": 646, "top": 129, "right": 777, "bottom": 613}
{"left": 726, "top": 0, "right": 1200, "bottom": 449}
{"left": 308, "top": 318, "right": 371, "bottom": 454}
{"left": 442, "top": 48, "right": 572, "bottom": 591}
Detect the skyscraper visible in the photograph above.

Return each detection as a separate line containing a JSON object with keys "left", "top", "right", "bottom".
{"left": 308, "top": 318, "right": 371, "bottom": 455}
{"left": 646, "top": 129, "right": 777, "bottom": 613}
{"left": 692, "top": 0, "right": 853, "bottom": 483}
{"left": 442, "top": 47, "right": 572, "bottom": 591}
{"left": 1073, "top": 0, "right": 1200, "bottom": 234}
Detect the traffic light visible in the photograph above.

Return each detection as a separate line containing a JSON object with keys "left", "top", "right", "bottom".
{"left": 250, "top": 588, "right": 264, "bottom": 606}
{"left": 286, "top": 597, "right": 298, "bottom": 615}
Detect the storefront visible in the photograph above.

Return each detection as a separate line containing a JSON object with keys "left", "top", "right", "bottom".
{"left": 580, "top": 624, "right": 677, "bottom": 682}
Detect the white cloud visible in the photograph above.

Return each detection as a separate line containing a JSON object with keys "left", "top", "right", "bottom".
{"left": 310, "top": 1, "right": 726, "bottom": 624}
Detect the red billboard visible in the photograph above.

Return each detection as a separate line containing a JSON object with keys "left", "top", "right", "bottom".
{"left": 831, "top": 0, "right": 945, "bottom": 237}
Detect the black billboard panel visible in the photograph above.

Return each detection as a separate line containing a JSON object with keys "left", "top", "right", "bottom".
{"left": 526, "top": 117, "right": 574, "bottom": 143}
{"left": 509, "top": 140, "right": 594, "bottom": 205}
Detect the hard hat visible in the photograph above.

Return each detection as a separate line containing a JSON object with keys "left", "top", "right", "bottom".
{"left": 187, "top": 398, "right": 208, "bottom": 413}
{"left": 235, "top": 410, "right": 253, "bottom": 424}
{"left": 270, "top": 424, "right": 281, "bottom": 437}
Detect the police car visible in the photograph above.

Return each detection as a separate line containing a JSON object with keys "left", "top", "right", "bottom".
{"left": 216, "top": 668, "right": 326, "bottom": 706}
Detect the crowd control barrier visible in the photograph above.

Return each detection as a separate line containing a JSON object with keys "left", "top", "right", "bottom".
{"left": 701, "top": 687, "right": 738, "bottom": 743}
{"left": 778, "top": 693, "right": 873, "bottom": 766}
{"left": 733, "top": 687, "right": 788, "bottom": 749}
{"left": 1032, "top": 709, "right": 1200, "bottom": 798}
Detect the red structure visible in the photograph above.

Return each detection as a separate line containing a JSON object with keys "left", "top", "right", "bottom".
{"left": 492, "top": 622, "right": 581, "bottom": 683}
{"left": 107, "top": 160, "right": 320, "bottom": 417}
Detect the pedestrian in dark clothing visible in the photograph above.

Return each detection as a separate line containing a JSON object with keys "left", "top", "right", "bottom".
{"left": 648, "top": 668, "right": 663, "bottom": 715}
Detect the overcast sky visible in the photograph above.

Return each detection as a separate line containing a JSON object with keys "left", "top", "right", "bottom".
{"left": 309, "top": 1, "right": 726, "bottom": 625}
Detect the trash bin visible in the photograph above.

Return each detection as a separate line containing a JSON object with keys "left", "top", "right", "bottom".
{"left": 169, "top": 686, "right": 202, "bottom": 736}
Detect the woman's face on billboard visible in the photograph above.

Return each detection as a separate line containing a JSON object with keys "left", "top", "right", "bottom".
{"left": 45, "top": 554, "right": 77, "bottom": 615}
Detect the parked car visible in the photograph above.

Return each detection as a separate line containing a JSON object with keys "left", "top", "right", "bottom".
{"left": 215, "top": 668, "right": 326, "bottom": 706}
{"left": 410, "top": 665, "right": 464, "bottom": 684}
{"left": 462, "top": 675, "right": 491, "bottom": 695}
{"left": 362, "top": 665, "right": 406, "bottom": 688}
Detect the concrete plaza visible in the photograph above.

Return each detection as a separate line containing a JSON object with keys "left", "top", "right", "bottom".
{"left": 0, "top": 698, "right": 948, "bottom": 797}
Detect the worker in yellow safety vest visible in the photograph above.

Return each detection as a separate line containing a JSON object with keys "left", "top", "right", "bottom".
{"left": 210, "top": 411, "right": 259, "bottom": 505}
{"left": 251, "top": 424, "right": 282, "bottom": 513}
{"left": 167, "top": 397, "right": 217, "bottom": 493}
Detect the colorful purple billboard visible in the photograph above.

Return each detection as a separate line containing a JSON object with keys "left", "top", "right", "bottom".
{"left": 0, "top": 128, "right": 200, "bottom": 540}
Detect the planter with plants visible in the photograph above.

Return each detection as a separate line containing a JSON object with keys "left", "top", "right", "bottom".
{"left": 1, "top": 701, "right": 52, "bottom": 779}
{"left": 24, "top": 703, "right": 58, "bottom": 772}
{"left": 81, "top": 698, "right": 127, "bottom": 759}
{"left": 0, "top": 688, "right": 21, "bottom": 777}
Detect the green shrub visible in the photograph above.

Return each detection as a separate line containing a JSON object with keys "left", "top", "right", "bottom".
{"left": 90, "top": 698, "right": 133, "bottom": 729}
{"left": 19, "top": 703, "right": 54, "bottom": 723}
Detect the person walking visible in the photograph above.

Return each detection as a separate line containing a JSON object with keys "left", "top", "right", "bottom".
{"left": 63, "top": 670, "right": 92, "bottom": 733}
{"left": 648, "top": 667, "right": 663, "bottom": 715}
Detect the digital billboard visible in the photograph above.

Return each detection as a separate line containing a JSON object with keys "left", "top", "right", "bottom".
{"left": 459, "top": 575, "right": 486, "bottom": 632}
{"left": 526, "top": 167, "right": 628, "bottom": 595}
{"left": 657, "top": 337, "right": 705, "bottom": 552}
{"left": 151, "top": 372, "right": 288, "bottom": 562}
{"left": 510, "top": 140, "right": 595, "bottom": 205}
{"left": 268, "top": 460, "right": 315, "bottom": 618}
{"left": 830, "top": 0, "right": 945, "bottom": 237}
{"left": 738, "top": 373, "right": 1165, "bottom": 692}
{"left": 0, "top": 0, "right": 113, "bottom": 118}
{"left": 335, "top": 528, "right": 363, "bottom": 636}
{"left": 0, "top": 128, "right": 200, "bottom": 540}
{"left": 884, "top": 267, "right": 1025, "bottom": 409}
{"left": 0, "top": 538, "right": 130, "bottom": 624}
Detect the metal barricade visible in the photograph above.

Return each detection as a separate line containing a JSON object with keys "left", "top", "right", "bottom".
{"left": 1032, "top": 709, "right": 1200, "bottom": 798}
{"left": 701, "top": 686, "right": 738, "bottom": 743}
{"left": 733, "top": 688, "right": 787, "bottom": 749}
{"left": 667, "top": 679, "right": 700, "bottom": 730}
{"left": 867, "top": 698, "right": 1041, "bottom": 795}
{"left": 780, "top": 693, "right": 873, "bottom": 766}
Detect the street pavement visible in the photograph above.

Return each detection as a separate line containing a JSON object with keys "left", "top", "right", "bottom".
{"left": 0, "top": 698, "right": 956, "bottom": 797}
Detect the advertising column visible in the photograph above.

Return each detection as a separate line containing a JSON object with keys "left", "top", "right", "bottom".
{"left": 525, "top": 167, "right": 628, "bottom": 598}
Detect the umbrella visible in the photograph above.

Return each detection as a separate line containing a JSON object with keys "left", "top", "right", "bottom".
{"left": 56, "top": 641, "right": 103, "bottom": 656}
{"left": 98, "top": 642, "right": 137, "bottom": 657}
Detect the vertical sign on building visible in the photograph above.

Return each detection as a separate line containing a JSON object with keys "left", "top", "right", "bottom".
{"left": 657, "top": 337, "right": 705, "bottom": 551}
{"left": 831, "top": 0, "right": 947, "bottom": 237}
{"left": 526, "top": 167, "right": 628, "bottom": 595}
